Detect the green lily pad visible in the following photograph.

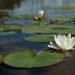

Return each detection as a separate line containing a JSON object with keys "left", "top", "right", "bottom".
{"left": 3, "top": 50, "right": 64, "bottom": 68}
{"left": 30, "top": 51, "right": 64, "bottom": 67}
{"left": 0, "top": 54, "right": 3, "bottom": 64}
{"left": 25, "top": 34, "right": 54, "bottom": 42}
{"left": 51, "top": 27, "right": 68, "bottom": 30}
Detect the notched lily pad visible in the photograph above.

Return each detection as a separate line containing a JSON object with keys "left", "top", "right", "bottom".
{"left": 30, "top": 51, "right": 64, "bottom": 67}
{"left": 3, "top": 49, "right": 64, "bottom": 68}
{"left": 24, "top": 34, "right": 54, "bottom": 42}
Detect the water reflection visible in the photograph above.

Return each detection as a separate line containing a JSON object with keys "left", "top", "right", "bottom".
{"left": 0, "top": 0, "right": 21, "bottom": 18}
{"left": 12, "top": 0, "right": 75, "bottom": 18}
{"left": 0, "top": 0, "right": 22, "bottom": 27}
{"left": 0, "top": 0, "right": 21, "bottom": 9}
{"left": 0, "top": 0, "right": 75, "bottom": 19}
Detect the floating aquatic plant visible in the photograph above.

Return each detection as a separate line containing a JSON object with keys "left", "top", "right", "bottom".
{"left": 48, "top": 33, "right": 75, "bottom": 58}
{"left": 3, "top": 50, "right": 64, "bottom": 68}
{"left": 48, "top": 33, "right": 75, "bottom": 51}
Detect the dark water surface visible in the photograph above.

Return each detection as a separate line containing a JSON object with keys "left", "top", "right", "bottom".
{"left": 0, "top": 33, "right": 75, "bottom": 75}
{"left": 1, "top": 56, "right": 75, "bottom": 75}
{"left": 0, "top": 32, "right": 49, "bottom": 54}
{"left": 0, "top": 0, "right": 75, "bottom": 75}
{"left": 0, "top": 32, "right": 48, "bottom": 75}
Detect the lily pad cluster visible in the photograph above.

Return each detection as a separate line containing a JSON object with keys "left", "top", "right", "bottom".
{"left": 2, "top": 49, "right": 64, "bottom": 68}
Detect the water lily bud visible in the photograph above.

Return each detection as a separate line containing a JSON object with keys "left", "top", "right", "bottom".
{"left": 34, "top": 10, "right": 44, "bottom": 20}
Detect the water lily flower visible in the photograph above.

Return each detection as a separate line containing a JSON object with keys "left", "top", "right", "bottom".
{"left": 34, "top": 10, "right": 44, "bottom": 20}
{"left": 48, "top": 33, "right": 75, "bottom": 52}
{"left": 0, "top": 27, "right": 3, "bottom": 30}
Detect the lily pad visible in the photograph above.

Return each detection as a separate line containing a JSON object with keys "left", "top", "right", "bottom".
{"left": 0, "top": 54, "right": 3, "bottom": 64}
{"left": 51, "top": 27, "right": 68, "bottom": 30}
{"left": 25, "top": 34, "right": 54, "bottom": 42}
{"left": 3, "top": 50, "right": 64, "bottom": 68}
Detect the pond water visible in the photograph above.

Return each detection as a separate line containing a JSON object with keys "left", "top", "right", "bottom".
{"left": 0, "top": 0, "right": 75, "bottom": 19}
{"left": 0, "top": 32, "right": 75, "bottom": 75}
{"left": 0, "top": 32, "right": 49, "bottom": 75}
{"left": 4, "top": 18, "right": 29, "bottom": 26}
{"left": 0, "top": 0, "right": 75, "bottom": 75}
{"left": 1, "top": 52, "right": 75, "bottom": 75}
{"left": 0, "top": 33, "right": 49, "bottom": 54}
{"left": 0, "top": 0, "right": 75, "bottom": 26}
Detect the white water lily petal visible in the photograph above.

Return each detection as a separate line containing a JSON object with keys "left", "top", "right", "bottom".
{"left": 54, "top": 35, "right": 62, "bottom": 48}
{"left": 67, "top": 33, "right": 71, "bottom": 40}
{"left": 50, "top": 42, "right": 58, "bottom": 48}
{"left": 48, "top": 33, "right": 75, "bottom": 51}
{"left": 48, "top": 45, "right": 58, "bottom": 49}
{"left": 66, "top": 37, "right": 75, "bottom": 50}
{"left": 71, "top": 48, "right": 75, "bottom": 50}
{"left": 62, "top": 35, "right": 68, "bottom": 49}
{"left": 50, "top": 41, "right": 53, "bottom": 45}
{"left": 48, "top": 41, "right": 59, "bottom": 49}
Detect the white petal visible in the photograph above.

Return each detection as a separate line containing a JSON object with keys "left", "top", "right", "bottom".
{"left": 48, "top": 45, "right": 58, "bottom": 49}
{"left": 54, "top": 35, "right": 64, "bottom": 49}
{"left": 50, "top": 42, "right": 53, "bottom": 46}
{"left": 67, "top": 37, "right": 75, "bottom": 49}
{"left": 71, "top": 37, "right": 75, "bottom": 46}
{"left": 71, "top": 48, "right": 75, "bottom": 50}
{"left": 49, "top": 41, "right": 58, "bottom": 49}
{"left": 62, "top": 35, "right": 68, "bottom": 49}
{"left": 67, "top": 33, "right": 71, "bottom": 40}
